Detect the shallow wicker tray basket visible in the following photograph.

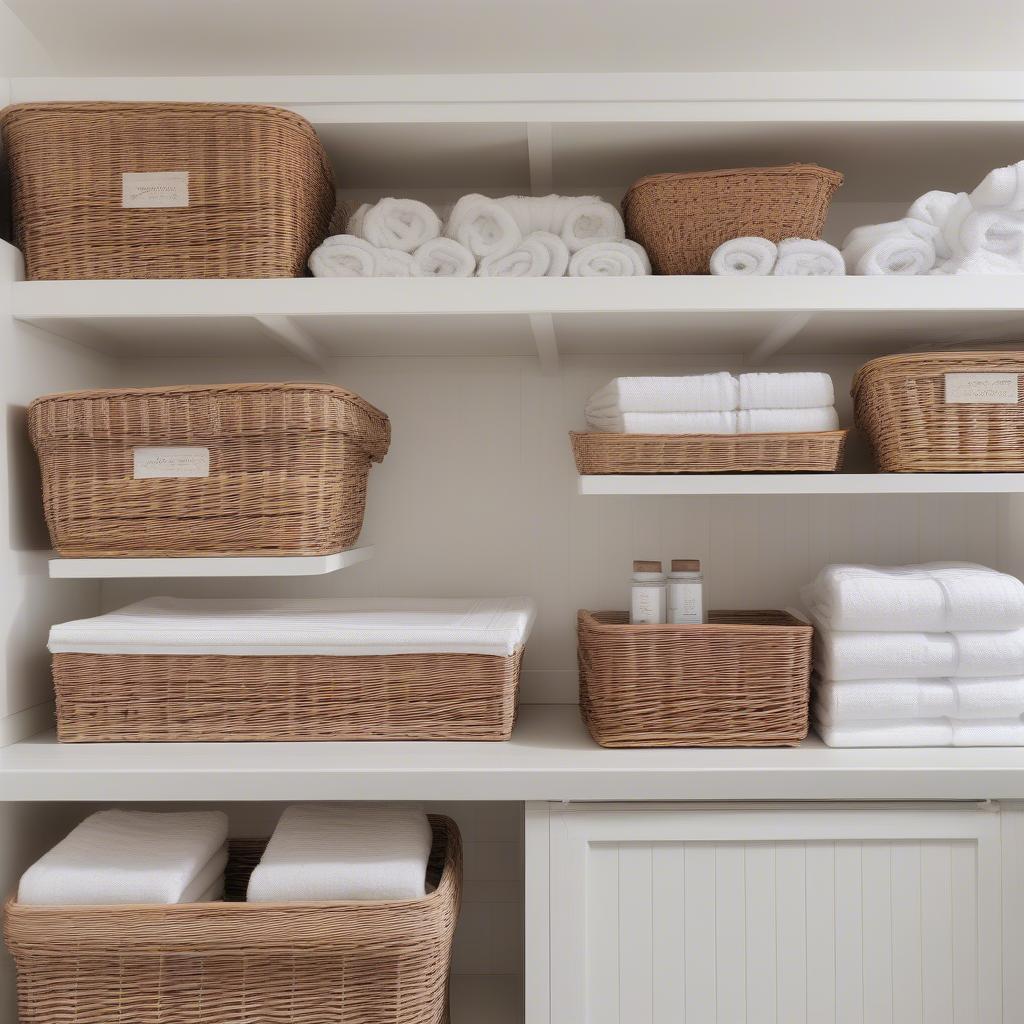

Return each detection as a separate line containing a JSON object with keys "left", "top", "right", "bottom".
{"left": 5, "top": 816, "right": 461, "bottom": 1024}
{"left": 853, "top": 351, "right": 1024, "bottom": 472}
{"left": 578, "top": 610, "right": 812, "bottom": 747}
{"left": 0, "top": 102, "right": 335, "bottom": 280}
{"left": 29, "top": 382, "right": 390, "bottom": 558}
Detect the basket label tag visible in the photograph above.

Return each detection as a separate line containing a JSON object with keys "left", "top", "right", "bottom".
{"left": 122, "top": 172, "right": 189, "bottom": 208}
{"left": 944, "top": 372, "right": 1019, "bottom": 404}
{"left": 133, "top": 447, "right": 209, "bottom": 479}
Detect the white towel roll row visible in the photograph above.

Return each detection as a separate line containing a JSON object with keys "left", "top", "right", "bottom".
{"left": 710, "top": 237, "right": 845, "bottom": 276}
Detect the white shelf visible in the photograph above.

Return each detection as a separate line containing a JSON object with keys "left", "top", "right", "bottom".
{"left": 47, "top": 546, "right": 374, "bottom": 578}
{"left": 5, "top": 705, "right": 1024, "bottom": 802}
{"left": 579, "top": 473, "right": 1024, "bottom": 495}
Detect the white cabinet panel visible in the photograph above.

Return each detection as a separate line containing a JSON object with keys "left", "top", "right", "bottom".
{"left": 543, "top": 803, "right": 1003, "bottom": 1024}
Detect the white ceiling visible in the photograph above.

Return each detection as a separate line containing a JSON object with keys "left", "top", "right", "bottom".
{"left": 4, "top": 0, "right": 1024, "bottom": 77}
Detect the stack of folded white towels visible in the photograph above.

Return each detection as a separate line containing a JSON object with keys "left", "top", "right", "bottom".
{"left": 804, "top": 562, "right": 1024, "bottom": 747}
{"left": 710, "top": 237, "right": 846, "bottom": 276}
{"left": 585, "top": 371, "right": 838, "bottom": 434}
{"left": 309, "top": 194, "right": 651, "bottom": 278}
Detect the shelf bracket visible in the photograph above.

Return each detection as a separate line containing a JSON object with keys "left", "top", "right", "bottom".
{"left": 527, "top": 123, "right": 554, "bottom": 196}
{"left": 529, "top": 313, "right": 560, "bottom": 374}
{"left": 253, "top": 315, "right": 330, "bottom": 369}
{"left": 748, "top": 312, "right": 813, "bottom": 364}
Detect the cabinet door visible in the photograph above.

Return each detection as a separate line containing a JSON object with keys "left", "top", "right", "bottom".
{"left": 547, "top": 803, "right": 1002, "bottom": 1024}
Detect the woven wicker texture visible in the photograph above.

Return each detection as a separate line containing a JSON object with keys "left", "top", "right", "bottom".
{"left": 29, "top": 382, "right": 390, "bottom": 557}
{"left": 578, "top": 610, "right": 812, "bottom": 747}
{"left": 622, "top": 164, "right": 843, "bottom": 275}
{"left": 0, "top": 102, "right": 335, "bottom": 280}
{"left": 5, "top": 816, "right": 461, "bottom": 1024}
{"left": 52, "top": 649, "right": 522, "bottom": 742}
{"left": 570, "top": 430, "right": 847, "bottom": 474}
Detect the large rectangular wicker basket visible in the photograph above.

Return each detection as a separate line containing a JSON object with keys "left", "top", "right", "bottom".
{"left": 5, "top": 816, "right": 461, "bottom": 1024}
{"left": 0, "top": 102, "right": 335, "bottom": 280}
{"left": 29, "top": 382, "right": 390, "bottom": 557}
{"left": 578, "top": 610, "right": 812, "bottom": 747}
{"left": 853, "top": 351, "right": 1024, "bottom": 472}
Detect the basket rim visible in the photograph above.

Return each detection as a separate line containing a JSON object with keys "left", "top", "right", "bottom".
{"left": 569, "top": 429, "right": 848, "bottom": 442}
{"left": 851, "top": 350, "right": 1024, "bottom": 396}
{"left": 624, "top": 162, "right": 844, "bottom": 195}
{"left": 578, "top": 608, "right": 812, "bottom": 635}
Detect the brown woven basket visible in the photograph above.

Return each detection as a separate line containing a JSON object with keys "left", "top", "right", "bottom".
{"left": 29, "top": 382, "right": 389, "bottom": 557}
{"left": 853, "top": 351, "right": 1024, "bottom": 472}
{"left": 622, "top": 164, "right": 843, "bottom": 275}
{"left": 578, "top": 610, "right": 812, "bottom": 747}
{"left": 0, "top": 102, "right": 335, "bottom": 280}
{"left": 5, "top": 816, "right": 461, "bottom": 1024}
{"left": 570, "top": 430, "right": 847, "bottom": 474}
{"left": 52, "top": 649, "right": 522, "bottom": 742}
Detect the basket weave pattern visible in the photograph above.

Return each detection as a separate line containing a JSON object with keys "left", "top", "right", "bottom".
{"left": 578, "top": 610, "right": 812, "bottom": 747}
{"left": 5, "top": 816, "right": 461, "bottom": 1024}
{"left": 622, "top": 164, "right": 843, "bottom": 275}
{"left": 0, "top": 102, "right": 335, "bottom": 280}
{"left": 570, "top": 430, "right": 847, "bottom": 474}
{"left": 52, "top": 650, "right": 522, "bottom": 742}
{"left": 853, "top": 351, "right": 1024, "bottom": 472}
{"left": 29, "top": 382, "right": 390, "bottom": 557}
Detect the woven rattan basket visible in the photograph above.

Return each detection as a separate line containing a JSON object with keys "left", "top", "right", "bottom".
{"left": 570, "top": 430, "right": 847, "bottom": 474}
{"left": 29, "top": 382, "right": 390, "bottom": 557}
{"left": 853, "top": 351, "right": 1024, "bottom": 472}
{"left": 5, "top": 816, "right": 461, "bottom": 1024}
{"left": 622, "top": 164, "right": 843, "bottom": 275}
{"left": 0, "top": 102, "right": 335, "bottom": 279}
{"left": 578, "top": 610, "right": 812, "bottom": 747}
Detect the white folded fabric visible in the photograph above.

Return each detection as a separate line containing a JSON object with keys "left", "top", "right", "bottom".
{"left": 952, "top": 718, "right": 1024, "bottom": 746}
{"left": 360, "top": 198, "right": 441, "bottom": 253}
{"left": 194, "top": 879, "right": 225, "bottom": 903}
{"left": 558, "top": 196, "right": 626, "bottom": 252}
{"left": 772, "top": 238, "right": 845, "bottom": 276}
{"left": 374, "top": 247, "right": 421, "bottom": 277}
{"left": 411, "top": 237, "right": 476, "bottom": 277}
{"left": 247, "top": 804, "right": 434, "bottom": 902}
{"left": 181, "top": 845, "right": 229, "bottom": 902}
{"left": 586, "top": 373, "right": 739, "bottom": 415}
{"left": 308, "top": 234, "right": 378, "bottom": 278}
{"left": 445, "top": 194, "right": 521, "bottom": 260}
{"left": 802, "top": 562, "right": 1024, "bottom": 633}
{"left": 709, "top": 236, "right": 777, "bottom": 276}
{"left": 815, "top": 676, "right": 1024, "bottom": 722}
{"left": 49, "top": 596, "right": 537, "bottom": 658}
{"left": 18, "top": 810, "right": 228, "bottom": 906}
{"left": 529, "top": 231, "right": 571, "bottom": 277}
{"left": 814, "top": 714, "right": 953, "bottom": 747}
{"left": 585, "top": 410, "right": 738, "bottom": 434}
{"left": 477, "top": 232, "right": 554, "bottom": 277}
{"left": 932, "top": 251, "right": 1024, "bottom": 275}
{"left": 736, "top": 406, "right": 839, "bottom": 433}
{"left": 737, "top": 372, "right": 834, "bottom": 410}
{"left": 841, "top": 222, "right": 936, "bottom": 275}
{"left": 970, "top": 159, "right": 1024, "bottom": 212}
{"left": 568, "top": 240, "right": 651, "bottom": 276}
{"left": 907, "top": 190, "right": 962, "bottom": 261}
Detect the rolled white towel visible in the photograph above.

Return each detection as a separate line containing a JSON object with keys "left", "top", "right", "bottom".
{"left": 772, "top": 238, "right": 845, "bottom": 276}
{"left": 530, "top": 231, "right": 571, "bottom": 277}
{"left": 497, "top": 195, "right": 571, "bottom": 236}
{"left": 932, "top": 250, "right": 1024, "bottom": 275}
{"left": 247, "top": 803, "right": 434, "bottom": 902}
{"left": 375, "top": 247, "right": 421, "bottom": 277}
{"left": 907, "top": 190, "right": 962, "bottom": 260}
{"left": 737, "top": 372, "right": 834, "bottom": 410}
{"left": 841, "top": 222, "right": 935, "bottom": 275}
{"left": 709, "top": 236, "right": 777, "bottom": 276}
{"left": 345, "top": 203, "right": 372, "bottom": 237}
{"left": 953, "top": 209, "right": 1024, "bottom": 261}
{"left": 586, "top": 373, "right": 739, "bottom": 414}
{"left": 359, "top": 198, "right": 442, "bottom": 253}
{"left": 559, "top": 196, "right": 626, "bottom": 252}
{"left": 412, "top": 237, "right": 475, "bottom": 277}
{"left": 445, "top": 194, "right": 521, "bottom": 260}
{"left": 736, "top": 407, "right": 839, "bottom": 433}
{"left": 814, "top": 714, "right": 953, "bottom": 748}
{"left": 568, "top": 239, "right": 651, "bottom": 277}
{"left": 970, "top": 159, "right": 1024, "bottom": 211}
{"left": 477, "top": 232, "right": 554, "bottom": 277}
{"left": 585, "top": 410, "right": 738, "bottom": 434}
{"left": 309, "top": 234, "right": 378, "bottom": 278}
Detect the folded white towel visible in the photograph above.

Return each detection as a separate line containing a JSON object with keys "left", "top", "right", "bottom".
{"left": 814, "top": 714, "right": 953, "bottom": 747}
{"left": 970, "top": 159, "right": 1024, "bottom": 212}
{"left": 194, "top": 879, "right": 225, "bottom": 903}
{"left": 445, "top": 194, "right": 521, "bottom": 260}
{"left": 478, "top": 232, "right": 562, "bottom": 277}
{"left": 709, "top": 236, "right": 777, "bottom": 276}
{"left": 558, "top": 196, "right": 626, "bottom": 252}
{"left": 586, "top": 373, "right": 739, "bottom": 415}
{"left": 180, "top": 844, "right": 229, "bottom": 903}
{"left": 585, "top": 410, "right": 738, "bottom": 434}
{"left": 932, "top": 251, "right": 1024, "bottom": 275}
{"left": 308, "top": 234, "right": 378, "bottom": 278}
{"left": 18, "top": 810, "right": 228, "bottom": 906}
{"left": 802, "top": 562, "right": 1024, "bottom": 633}
{"left": 568, "top": 240, "right": 651, "bottom": 277}
{"left": 360, "top": 198, "right": 441, "bottom": 253}
{"left": 841, "top": 222, "right": 936, "bottom": 275}
{"left": 952, "top": 718, "right": 1024, "bottom": 746}
{"left": 736, "top": 407, "right": 839, "bottom": 433}
{"left": 247, "top": 804, "right": 434, "bottom": 902}
{"left": 530, "top": 231, "right": 571, "bottom": 277}
{"left": 772, "top": 238, "right": 845, "bottom": 276}
{"left": 737, "top": 372, "right": 835, "bottom": 410}
{"left": 813, "top": 626, "right": 1024, "bottom": 680}
{"left": 411, "top": 237, "right": 476, "bottom": 277}
{"left": 907, "top": 190, "right": 962, "bottom": 261}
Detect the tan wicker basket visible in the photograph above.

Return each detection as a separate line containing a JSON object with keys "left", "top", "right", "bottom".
{"left": 853, "top": 351, "right": 1024, "bottom": 472}
{"left": 622, "top": 164, "right": 843, "bottom": 275}
{"left": 52, "top": 649, "right": 522, "bottom": 742}
{"left": 0, "top": 102, "right": 335, "bottom": 280}
{"left": 578, "top": 610, "right": 812, "bottom": 747}
{"left": 5, "top": 816, "right": 461, "bottom": 1024}
{"left": 570, "top": 430, "right": 847, "bottom": 474}
{"left": 29, "top": 382, "right": 389, "bottom": 557}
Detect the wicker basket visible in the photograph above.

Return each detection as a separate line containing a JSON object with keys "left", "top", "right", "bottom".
{"left": 622, "top": 164, "right": 843, "bottom": 275}
{"left": 570, "top": 430, "right": 847, "bottom": 474}
{"left": 29, "top": 382, "right": 389, "bottom": 557}
{"left": 853, "top": 351, "right": 1024, "bottom": 472}
{"left": 0, "top": 102, "right": 335, "bottom": 280}
{"left": 5, "top": 816, "right": 461, "bottom": 1024}
{"left": 578, "top": 610, "right": 812, "bottom": 747}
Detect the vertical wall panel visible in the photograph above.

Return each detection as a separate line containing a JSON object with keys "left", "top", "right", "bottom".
{"left": 651, "top": 846, "right": 686, "bottom": 1024}
{"left": 861, "top": 843, "right": 894, "bottom": 1024}
{"left": 805, "top": 842, "right": 838, "bottom": 1024}
{"left": 744, "top": 844, "right": 777, "bottom": 1024}
{"left": 618, "top": 846, "right": 654, "bottom": 1024}
{"left": 835, "top": 842, "right": 865, "bottom": 1024}
{"left": 715, "top": 845, "right": 746, "bottom": 1024}
{"left": 921, "top": 842, "right": 956, "bottom": 1024}
{"left": 891, "top": 843, "right": 924, "bottom": 1024}
{"left": 683, "top": 845, "right": 718, "bottom": 1021}
{"left": 587, "top": 845, "right": 621, "bottom": 1024}
{"left": 775, "top": 843, "right": 808, "bottom": 1024}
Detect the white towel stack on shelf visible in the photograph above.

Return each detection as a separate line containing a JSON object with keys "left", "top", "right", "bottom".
{"left": 584, "top": 372, "right": 837, "bottom": 434}
{"left": 710, "top": 237, "right": 845, "bottom": 276}
{"left": 803, "top": 563, "right": 1024, "bottom": 746}
{"left": 18, "top": 809, "right": 229, "bottom": 905}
